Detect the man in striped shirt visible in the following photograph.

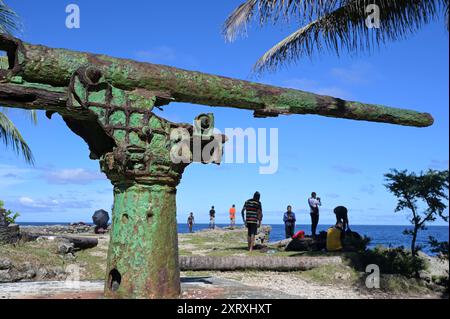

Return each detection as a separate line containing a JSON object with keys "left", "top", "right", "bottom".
{"left": 241, "top": 191, "right": 263, "bottom": 252}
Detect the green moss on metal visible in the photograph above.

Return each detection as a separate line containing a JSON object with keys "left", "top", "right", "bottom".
{"left": 105, "top": 183, "right": 180, "bottom": 298}
{"left": 109, "top": 111, "right": 126, "bottom": 126}
{"left": 13, "top": 38, "right": 432, "bottom": 127}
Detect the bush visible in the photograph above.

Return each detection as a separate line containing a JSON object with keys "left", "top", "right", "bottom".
{"left": 0, "top": 200, "right": 20, "bottom": 224}
{"left": 343, "top": 233, "right": 371, "bottom": 252}
{"left": 350, "top": 246, "right": 426, "bottom": 277}
{"left": 428, "top": 236, "right": 449, "bottom": 260}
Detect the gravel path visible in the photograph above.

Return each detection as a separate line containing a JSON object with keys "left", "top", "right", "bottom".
{"left": 210, "top": 271, "right": 442, "bottom": 299}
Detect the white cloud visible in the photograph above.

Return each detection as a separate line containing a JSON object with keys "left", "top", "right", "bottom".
{"left": 360, "top": 184, "right": 376, "bottom": 195}
{"left": 134, "top": 47, "right": 198, "bottom": 68}
{"left": 43, "top": 168, "right": 106, "bottom": 185}
{"left": 281, "top": 63, "right": 380, "bottom": 101}
{"left": 283, "top": 78, "right": 352, "bottom": 100}
{"left": 331, "top": 164, "right": 362, "bottom": 175}
{"left": 19, "top": 197, "right": 34, "bottom": 205}
{"left": 14, "top": 194, "right": 93, "bottom": 213}
{"left": 18, "top": 196, "right": 60, "bottom": 208}
{"left": 0, "top": 164, "right": 33, "bottom": 188}
{"left": 135, "top": 46, "right": 177, "bottom": 63}
{"left": 330, "top": 62, "right": 378, "bottom": 85}
{"left": 429, "top": 159, "right": 449, "bottom": 169}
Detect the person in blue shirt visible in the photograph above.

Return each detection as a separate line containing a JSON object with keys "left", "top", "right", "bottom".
{"left": 283, "top": 205, "right": 296, "bottom": 238}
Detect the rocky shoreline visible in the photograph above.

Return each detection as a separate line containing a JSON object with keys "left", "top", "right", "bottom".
{"left": 0, "top": 224, "right": 448, "bottom": 299}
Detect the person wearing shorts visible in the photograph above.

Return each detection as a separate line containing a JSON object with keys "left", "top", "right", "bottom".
{"left": 241, "top": 192, "right": 262, "bottom": 252}
{"left": 209, "top": 206, "right": 216, "bottom": 229}
{"left": 229, "top": 204, "right": 236, "bottom": 227}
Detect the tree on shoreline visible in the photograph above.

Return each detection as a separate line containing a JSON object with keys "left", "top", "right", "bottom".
{"left": 223, "top": 0, "right": 449, "bottom": 73}
{"left": 1, "top": 0, "right": 36, "bottom": 164}
{"left": 384, "top": 169, "right": 449, "bottom": 256}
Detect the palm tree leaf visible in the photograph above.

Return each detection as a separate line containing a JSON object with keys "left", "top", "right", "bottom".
{"left": 253, "top": 0, "right": 445, "bottom": 73}
{"left": 445, "top": 0, "right": 449, "bottom": 30}
{"left": 0, "top": 111, "right": 34, "bottom": 164}
{"left": 223, "top": 0, "right": 258, "bottom": 42}
{"left": 0, "top": 107, "right": 38, "bottom": 125}
{"left": 0, "top": 0, "right": 22, "bottom": 35}
{"left": 223, "top": 0, "right": 345, "bottom": 42}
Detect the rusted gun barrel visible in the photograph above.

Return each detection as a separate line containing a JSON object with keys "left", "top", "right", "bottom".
{"left": 0, "top": 34, "right": 433, "bottom": 127}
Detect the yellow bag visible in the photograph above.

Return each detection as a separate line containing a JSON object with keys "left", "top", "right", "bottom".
{"left": 326, "top": 227, "right": 343, "bottom": 251}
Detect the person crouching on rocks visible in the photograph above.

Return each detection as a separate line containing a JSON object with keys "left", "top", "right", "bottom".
{"left": 334, "top": 206, "right": 350, "bottom": 232}
{"left": 241, "top": 192, "right": 263, "bottom": 252}
{"left": 326, "top": 222, "right": 345, "bottom": 252}
{"left": 283, "top": 205, "right": 296, "bottom": 238}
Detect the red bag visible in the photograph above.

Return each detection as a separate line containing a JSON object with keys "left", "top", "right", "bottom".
{"left": 292, "top": 230, "right": 305, "bottom": 239}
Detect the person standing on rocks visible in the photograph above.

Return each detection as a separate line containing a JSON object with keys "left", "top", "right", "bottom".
{"left": 241, "top": 192, "right": 263, "bottom": 252}
{"left": 209, "top": 206, "right": 216, "bottom": 229}
{"left": 308, "top": 192, "right": 321, "bottom": 238}
{"left": 229, "top": 204, "right": 236, "bottom": 227}
{"left": 283, "top": 205, "right": 296, "bottom": 238}
{"left": 187, "top": 212, "right": 195, "bottom": 233}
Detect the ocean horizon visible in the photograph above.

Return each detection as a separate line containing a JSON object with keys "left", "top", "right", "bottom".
{"left": 17, "top": 222, "right": 449, "bottom": 255}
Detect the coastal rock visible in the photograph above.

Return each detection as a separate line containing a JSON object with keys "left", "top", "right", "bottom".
{"left": 418, "top": 251, "right": 449, "bottom": 278}
{"left": 0, "top": 268, "right": 29, "bottom": 283}
{"left": 0, "top": 258, "right": 68, "bottom": 283}
{"left": 285, "top": 237, "right": 326, "bottom": 252}
{"left": 36, "top": 266, "right": 67, "bottom": 280}
{"left": 25, "top": 269, "right": 37, "bottom": 280}
{"left": 334, "top": 271, "right": 352, "bottom": 281}
{"left": 0, "top": 258, "right": 12, "bottom": 270}
{"left": 0, "top": 269, "right": 10, "bottom": 282}
{"left": 36, "top": 236, "right": 56, "bottom": 242}
{"left": 419, "top": 270, "right": 432, "bottom": 283}
{"left": 269, "top": 238, "right": 292, "bottom": 248}
{"left": 36, "top": 267, "right": 48, "bottom": 279}
{"left": 0, "top": 224, "right": 20, "bottom": 244}
{"left": 21, "top": 224, "right": 95, "bottom": 236}
{"left": 255, "top": 226, "right": 271, "bottom": 245}
{"left": 57, "top": 242, "right": 75, "bottom": 255}
{"left": 0, "top": 208, "right": 7, "bottom": 227}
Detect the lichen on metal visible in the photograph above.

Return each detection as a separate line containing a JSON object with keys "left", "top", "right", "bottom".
{"left": 64, "top": 65, "right": 224, "bottom": 298}
{"left": 1, "top": 34, "right": 434, "bottom": 127}
{"left": 0, "top": 34, "right": 435, "bottom": 299}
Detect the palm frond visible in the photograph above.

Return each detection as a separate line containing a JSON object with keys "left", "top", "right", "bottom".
{"left": 223, "top": 0, "right": 344, "bottom": 42}
{"left": 445, "top": 0, "right": 449, "bottom": 30}
{"left": 25, "top": 109, "right": 38, "bottom": 125}
{"left": 0, "top": 0, "right": 22, "bottom": 35}
{"left": 253, "top": 0, "right": 445, "bottom": 73}
{"left": 223, "top": 0, "right": 258, "bottom": 42}
{"left": 0, "top": 107, "right": 38, "bottom": 125}
{"left": 0, "top": 111, "right": 34, "bottom": 165}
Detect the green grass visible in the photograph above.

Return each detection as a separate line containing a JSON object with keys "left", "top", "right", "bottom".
{"left": 2, "top": 228, "right": 446, "bottom": 298}
{"left": 0, "top": 240, "right": 65, "bottom": 269}
{"left": 0, "top": 239, "right": 108, "bottom": 281}
{"left": 181, "top": 271, "right": 212, "bottom": 277}
{"left": 298, "top": 263, "right": 360, "bottom": 286}
{"left": 76, "top": 249, "right": 107, "bottom": 280}
{"left": 381, "top": 274, "right": 429, "bottom": 294}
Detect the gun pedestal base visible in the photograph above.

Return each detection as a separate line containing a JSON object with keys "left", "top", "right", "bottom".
{"left": 104, "top": 182, "right": 180, "bottom": 299}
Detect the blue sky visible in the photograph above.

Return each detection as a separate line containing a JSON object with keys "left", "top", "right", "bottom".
{"left": 0, "top": 1, "right": 448, "bottom": 225}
